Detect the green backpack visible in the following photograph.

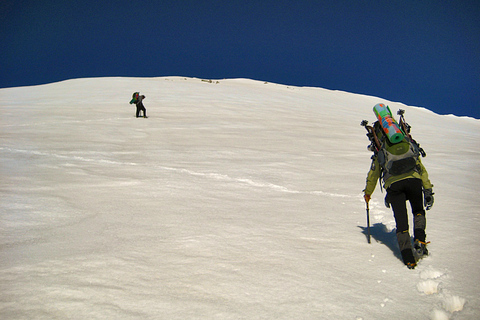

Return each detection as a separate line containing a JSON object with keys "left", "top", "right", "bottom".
{"left": 374, "top": 121, "right": 421, "bottom": 176}
{"left": 378, "top": 136, "right": 420, "bottom": 176}
{"left": 129, "top": 92, "right": 140, "bottom": 104}
{"left": 362, "top": 109, "right": 426, "bottom": 179}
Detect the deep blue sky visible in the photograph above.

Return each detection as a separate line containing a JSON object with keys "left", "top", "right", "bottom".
{"left": 1, "top": 0, "right": 479, "bottom": 118}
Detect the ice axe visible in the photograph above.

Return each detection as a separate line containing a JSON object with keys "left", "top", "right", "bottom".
{"left": 366, "top": 201, "right": 371, "bottom": 244}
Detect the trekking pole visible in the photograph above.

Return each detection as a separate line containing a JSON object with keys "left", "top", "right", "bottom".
{"left": 366, "top": 201, "right": 371, "bottom": 244}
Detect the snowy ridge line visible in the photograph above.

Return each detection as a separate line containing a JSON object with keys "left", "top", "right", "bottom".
{"left": 2, "top": 146, "right": 351, "bottom": 197}
{"left": 1, "top": 117, "right": 133, "bottom": 128}
{"left": 157, "top": 165, "right": 352, "bottom": 198}
{"left": 2, "top": 146, "right": 353, "bottom": 198}
{"left": 0, "top": 147, "right": 138, "bottom": 166}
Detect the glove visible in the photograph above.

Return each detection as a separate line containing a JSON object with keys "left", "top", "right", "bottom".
{"left": 424, "top": 188, "right": 434, "bottom": 210}
{"left": 384, "top": 194, "right": 390, "bottom": 208}
{"left": 364, "top": 194, "right": 371, "bottom": 203}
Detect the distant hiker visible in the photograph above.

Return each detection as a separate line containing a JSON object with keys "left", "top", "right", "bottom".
{"left": 129, "top": 92, "right": 148, "bottom": 118}
{"left": 362, "top": 104, "right": 434, "bottom": 269}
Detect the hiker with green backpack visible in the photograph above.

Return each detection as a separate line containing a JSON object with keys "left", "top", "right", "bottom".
{"left": 129, "top": 92, "right": 148, "bottom": 118}
{"left": 362, "top": 103, "right": 434, "bottom": 269}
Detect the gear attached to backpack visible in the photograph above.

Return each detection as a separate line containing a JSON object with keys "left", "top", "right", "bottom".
{"left": 361, "top": 104, "right": 426, "bottom": 180}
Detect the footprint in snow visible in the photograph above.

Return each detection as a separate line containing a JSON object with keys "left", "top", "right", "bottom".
{"left": 417, "top": 267, "right": 445, "bottom": 295}
{"left": 429, "top": 294, "right": 466, "bottom": 320}
{"left": 417, "top": 279, "right": 440, "bottom": 295}
{"left": 441, "top": 294, "right": 466, "bottom": 313}
{"left": 415, "top": 266, "right": 467, "bottom": 319}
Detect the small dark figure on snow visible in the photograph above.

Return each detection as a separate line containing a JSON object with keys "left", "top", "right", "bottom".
{"left": 130, "top": 92, "right": 148, "bottom": 118}
{"left": 362, "top": 104, "right": 434, "bottom": 269}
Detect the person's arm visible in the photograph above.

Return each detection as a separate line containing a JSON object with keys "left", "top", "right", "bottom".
{"left": 363, "top": 157, "right": 380, "bottom": 199}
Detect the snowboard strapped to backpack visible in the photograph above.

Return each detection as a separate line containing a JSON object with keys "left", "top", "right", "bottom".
{"left": 361, "top": 106, "right": 426, "bottom": 179}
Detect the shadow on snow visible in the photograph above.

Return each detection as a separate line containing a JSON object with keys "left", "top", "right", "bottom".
{"left": 358, "top": 223, "right": 403, "bottom": 262}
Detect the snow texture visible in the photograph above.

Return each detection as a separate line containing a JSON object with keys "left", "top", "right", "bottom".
{"left": 1, "top": 77, "right": 479, "bottom": 319}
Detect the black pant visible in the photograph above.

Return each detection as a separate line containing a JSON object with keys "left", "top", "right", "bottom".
{"left": 387, "top": 178, "right": 426, "bottom": 243}
{"left": 136, "top": 103, "right": 146, "bottom": 117}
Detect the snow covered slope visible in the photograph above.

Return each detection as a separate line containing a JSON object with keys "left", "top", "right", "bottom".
{"left": 1, "top": 77, "right": 479, "bottom": 319}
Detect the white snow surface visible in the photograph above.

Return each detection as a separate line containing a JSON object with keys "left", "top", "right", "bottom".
{"left": 1, "top": 77, "right": 479, "bottom": 319}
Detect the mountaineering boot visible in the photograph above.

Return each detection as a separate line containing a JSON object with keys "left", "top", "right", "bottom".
{"left": 401, "top": 249, "right": 417, "bottom": 269}
{"left": 413, "top": 224, "right": 428, "bottom": 258}
{"left": 414, "top": 239, "right": 429, "bottom": 257}
{"left": 397, "top": 231, "right": 416, "bottom": 269}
